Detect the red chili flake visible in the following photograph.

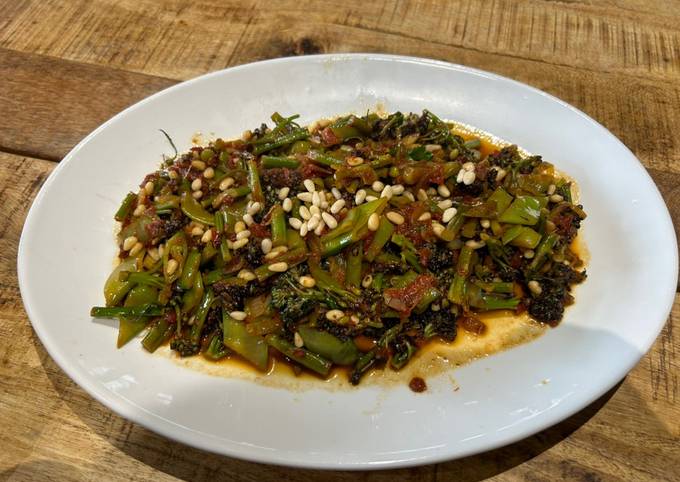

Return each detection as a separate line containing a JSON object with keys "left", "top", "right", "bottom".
{"left": 383, "top": 275, "right": 437, "bottom": 315}
{"left": 409, "top": 377, "right": 427, "bottom": 393}
{"left": 320, "top": 127, "right": 340, "bottom": 146}
{"left": 249, "top": 222, "right": 270, "bottom": 239}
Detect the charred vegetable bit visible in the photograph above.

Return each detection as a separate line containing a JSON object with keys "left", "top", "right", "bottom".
{"left": 91, "top": 110, "right": 586, "bottom": 384}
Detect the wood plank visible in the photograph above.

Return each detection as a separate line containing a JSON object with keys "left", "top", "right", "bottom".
{"left": 1, "top": 0, "right": 680, "bottom": 82}
{"left": 0, "top": 48, "right": 174, "bottom": 161}
{"left": 0, "top": 152, "right": 677, "bottom": 480}
{"left": 1, "top": 36, "right": 680, "bottom": 176}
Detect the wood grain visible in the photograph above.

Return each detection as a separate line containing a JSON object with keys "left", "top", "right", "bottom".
{"left": 0, "top": 0, "right": 678, "bottom": 480}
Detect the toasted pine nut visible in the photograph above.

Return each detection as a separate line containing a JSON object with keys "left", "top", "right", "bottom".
{"left": 386, "top": 211, "right": 405, "bottom": 225}
{"left": 230, "top": 311, "right": 247, "bottom": 321}
{"left": 268, "top": 261, "right": 289, "bottom": 272}
{"left": 299, "top": 276, "right": 316, "bottom": 288}
{"left": 123, "top": 236, "right": 138, "bottom": 251}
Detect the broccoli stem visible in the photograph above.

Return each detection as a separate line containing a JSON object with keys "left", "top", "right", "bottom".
{"left": 265, "top": 334, "right": 332, "bottom": 376}
{"left": 270, "top": 205, "right": 287, "bottom": 247}
{"left": 90, "top": 304, "right": 163, "bottom": 318}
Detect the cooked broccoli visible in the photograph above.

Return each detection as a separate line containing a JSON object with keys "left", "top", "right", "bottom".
{"left": 244, "top": 239, "right": 263, "bottom": 268}
{"left": 528, "top": 264, "right": 586, "bottom": 325}
{"left": 405, "top": 308, "right": 457, "bottom": 342}
{"left": 213, "top": 279, "right": 249, "bottom": 311}
{"left": 424, "top": 244, "right": 454, "bottom": 273}
{"left": 170, "top": 338, "right": 200, "bottom": 357}
{"left": 271, "top": 266, "right": 361, "bottom": 325}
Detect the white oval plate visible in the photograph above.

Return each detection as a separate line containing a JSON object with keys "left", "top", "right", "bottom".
{"left": 18, "top": 54, "right": 677, "bottom": 469}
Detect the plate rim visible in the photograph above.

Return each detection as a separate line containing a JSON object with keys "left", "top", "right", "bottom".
{"left": 17, "top": 53, "right": 678, "bottom": 470}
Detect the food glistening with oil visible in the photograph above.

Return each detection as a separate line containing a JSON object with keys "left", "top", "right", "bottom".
{"left": 90, "top": 110, "right": 586, "bottom": 385}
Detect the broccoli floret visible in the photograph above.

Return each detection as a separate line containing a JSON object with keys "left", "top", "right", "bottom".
{"left": 170, "top": 338, "right": 200, "bottom": 357}
{"left": 270, "top": 265, "right": 362, "bottom": 326}
{"left": 424, "top": 244, "right": 454, "bottom": 273}
{"left": 213, "top": 280, "right": 249, "bottom": 311}
{"left": 528, "top": 264, "right": 586, "bottom": 325}
{"left": 406, "top": 308, "right": 457, "bottom": 342}
{"left": 270, "top": 267, "right": 324, "bottom": 325}
{"left": 243, "top": 239, "right": 263, "bottom": 268}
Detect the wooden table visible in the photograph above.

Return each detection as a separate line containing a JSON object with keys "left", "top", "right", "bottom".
{"left": 1, "top": 1, "right": 678, "bottom": 480}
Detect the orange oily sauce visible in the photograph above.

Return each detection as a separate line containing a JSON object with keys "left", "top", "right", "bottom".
{"left": 159, "top": 122, "right": 585, "bottom": 391}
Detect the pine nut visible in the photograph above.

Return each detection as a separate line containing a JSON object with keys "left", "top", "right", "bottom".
{"left": 268, "top": 261, "right": 289, "bottom": 272}
{"left": 265, "top": 246, "right": 288, "bottom": 260}
{"left": 417, "top": 189, "right": 428, "bottom": 201}
{"left": 432, "top": 222, "right": 446, "bottom": 238}
{"left": 307, "top": 214, "right": 320, "bottom": 230}
{"left": 442, "top": 207, "right": 458, "bottom": 223}
{"left": 418, "top": 212, "right": 431, "bottom": 221}
{"left": 403, "top": 191, "right": 415, "bottom": 202}
{"left": 381, "top": 185, "right": 393, "bottom": 199}
{"left": 368, "top": 213, "right": 380, "bottom": 231}
{"left": 234, "top": 221, "right": 246, "bottom": 233}
{"left": 425, "top": 144, "right": 442, "bottom": 152}
{"left": 325, "top": 309, "right": 344, "bottom": 321}
{"left": 314, "top": 219, "right": 325, "bottom": 236}
{"left": 309, "top": 204, "right": 320, "bottom": 217}
{"left": 242, "top": 213, "right": 254, "bottom": 225}
{"left": 129, "top": 242, "right": 144, "bottom": 256}
{"left": 372, "top": 181, "right": 384, "bottom": 192}
{"left": 231, "top": 238, "right": 248, "bottom": 250}
{"left": 236, "top": 230, "right": 250, "bottom": 240}
{"left": 547, "top": 184, "right": 556, "bottom": 195}
{"left": 237, "top": 269, "right": 256, "bottom": 281}
{"left": 299, "top": 223, "right": 309, "bottom": 236}
{"left": 321, "top": 212, "right": 337, "bottom": 229}
{"left": 480, "top": 219, "right": 491, "bottom": 229}
{"left": 299, "top": 206, "right": 311, "bottom": 220}
{"left": 192, "top": 190, "right": 203, "bottom": 199}
{"left": 278, "top": 187, "right": 290, "bottom": 200}
{"left": 438, "top": 199, "right": 453, "bottom": 209}
{"left": 330, "top": 199, "right": 345, "bottom": 214}
{"left": 299, "top": 276, "right": 316, "bottom": 288}
{"left": 550, "top": 194, "right": 564, "bottom": 203}
{"left": 166, "top": 259, "right": 178, "bottom": 275}
{"left": 191, "top": 178, "right": 202, "bottom": 191}
{"left": 465, "top": 239, "right": 486, "bottom": 249}
{"left": 332, "top": 187, "right": 342, "bottom": 200}
{"left": 386, "top": 211, "right": 405, "bottom": 225}
{"left": 462, "top": 171, "right": 476, "bottom": 185}
{"left": 289, "top": 217, "right": 302, "bottom": 229}
{"left": 365, "top": 195, "right": 378, "bottom": 202}
{"left": 282, "top": 198, "right": 293, "bottom": 212}
{"left": 261, "top": 238, "right": 272, "bottom": 254}
{"left": 528, "top": 280, "right": 542, "bottom": 295}
{"left": 219, "top": 177, "right": 235, "bottom": 191}
{"left": 201, "top": 229, "right": 214, "bottom": 243}
{"left": 203, "top": 167, "right": 215, "bottom": 179}
{"left": 191, "top": 160, "right": 206, "bottom": 170}
{"left": 247, "top": 202, "right": 261, "bottom": 215}
{"left": 355, "top": 189, "right": 367, "bottom": 205}
{"left": 437, "top": 184, "right": 451, "bottom": 197}
{"left": 310, "top": 191, "right": 320, "bottom": 207}
{"left": 294, "top": 332, "right": 304, "bottom": 348}
{"left": 304, "top": 179, "right": 316, "bottom": 192}
{"left": 144, "top": 181, "right": 154, "bottom": 195}
{"left": 133, "top": 204, "right": 145, "bottom": 216}
{"left": 191, "top": 226, "right": 204, "bottom": 237}
{"left": 123, "top": 236, "right": 138, "bottom": 251}
{"left": 297, "top": 192, "right": 313, "bottom": 203}
{"left": 230, "top": 311, "right": 247, "bottom": 321}
{"left": 392, "top": 184, "right": 405, "bottom": 195}
{"left": 147, "top": 247, "right": 160, "bottom": 261}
